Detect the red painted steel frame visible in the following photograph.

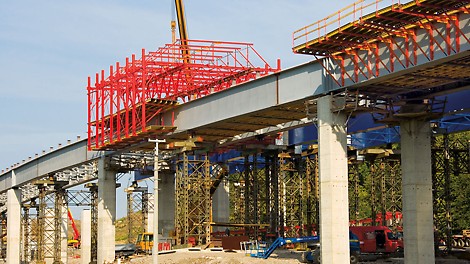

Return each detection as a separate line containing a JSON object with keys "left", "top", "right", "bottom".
{"left": 87, "top": 39, "right": 279, "bottom": 150}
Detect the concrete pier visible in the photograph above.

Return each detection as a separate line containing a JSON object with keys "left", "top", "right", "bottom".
{"left": 212, "top": 180, "right": 230, "bottom": 232}
{"left": 317, "top": 95, "right": 350, "bottom": 263}
{"left": 147, "top": 195, "right": 154, "bottom": 233}
{"left": 6, "top": 188, "right": 21, "bottom": 264}
{"left": 158, "top": 172, "right": 175, "bottom": 237}
{"left": 60, "top": 204, "right": 68, "bottom": 263}
{"left": 401, "top": 119, "right": 435, "bottom": 263}
{"left": 81, "top": 209, "right": 91, "bottom": 264}
{"left": 97, "top": 157, "right": 116, "bottom": 263}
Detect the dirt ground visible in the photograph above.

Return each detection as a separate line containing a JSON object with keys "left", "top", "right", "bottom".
{"left": 66, "top": 248, "right": 470, "bottom": 264}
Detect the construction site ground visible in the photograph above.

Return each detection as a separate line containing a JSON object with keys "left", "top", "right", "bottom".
{"left": 63, "top": 248, "right": 470, "bottom": 264}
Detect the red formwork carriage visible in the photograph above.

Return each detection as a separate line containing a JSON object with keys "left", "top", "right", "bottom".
{"left": 87, "top": 39, "right": 280, "bottom": 150}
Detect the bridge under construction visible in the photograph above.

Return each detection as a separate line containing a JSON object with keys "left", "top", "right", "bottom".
{"left": 1, "top": 0, "right": 470, "bottom": 263}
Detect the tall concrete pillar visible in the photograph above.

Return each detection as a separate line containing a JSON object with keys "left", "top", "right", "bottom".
{"left": 400, "top": 119, "right": 434, "bottom": 263}
{"left": 60, "top": 203, "right": 68, "bottom": 263}
{"left": 97, "top": 157, "right": 116, "bottom": 264}
{"left": 6, "top": 188, "right": 21, "bottom": 264}
{"left": 317, "top": 95, "right": 350, "bottom": 263}
{"left": 158, "top": 172, "right": 175, "bottom": 237}
{"left": 147, "top": 195, "right": 154, "bottom": 233}
{"left": 81, "top": 209, "right": 91, "bottom": 264}
{"left": 212, "top": 180, "right": 230, "bottom": 232}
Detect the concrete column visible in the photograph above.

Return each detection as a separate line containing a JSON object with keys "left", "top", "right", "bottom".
{"left": 97, "top": 157, "right": 116, "bottom": 264}
{"left": 317, "top": 95, "right": 350, "bottom": 263}
{"left": 6, "top": 188, "right": 21, "bottom": 264}
{"left": 400, "top": 119, "right": 434, "bottom": 263}
{"left": 158, "top": 172, "right": 175, "bottom": 237}
{"left": 147, "top": 195, "right": 154, "bottom": 233}
{"left": 61, "top": 205, "right": 68, "bottom": 263}
{"left": 212, "top": 180, "right": 230, "bottom": 232}
{"left": 81, "top": 209, "right": 91, "bottom": 264}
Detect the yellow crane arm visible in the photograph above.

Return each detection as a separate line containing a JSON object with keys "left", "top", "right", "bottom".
{"left": 174, "top": 0, "right": 191, "bottom": 67}
{"left": 174, "top": 0, "right": 188, "bottom": 42}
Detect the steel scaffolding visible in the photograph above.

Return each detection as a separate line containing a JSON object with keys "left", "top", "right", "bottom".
{"left": 53, "top": 184, "right": 67, "bottom": 264}
{"left": 36, "top": 183, "right": 48, "bottom": 264}
{"left": 0, "top": 212, "right": 6, "bottom": 259}
{"left": 22, "top": 205, "right": 31, "bottom": 263}
{"left": 265, "top": 151, "right": 280, "bottom": 236}
{"left": 305, "top": 153, "right": 319, "bottom": 236}
{"left": 227, "top": 150, "right": 320, "bottom": 238}
{"left": 366, "top": 154, "right": 402, "bottom": 228}
{"left": 349, "top": 162, "right": 361, "bottom": 225}
{"left": 175, "top": 153, "right": 211, "bottom": 245}
{"left": 243, "top": 154, "right": 264, "bottom": 237}
{"left": 279, "top": 153, "right": 303, "bottom": 237}
{"left": 228, "top": 173, "right": 245, "bottom": 224}
{"left": 85, "top": 183, "right": 98, "bottom": 264}
{"left": 126, "top": 184, "right": 148, "bottom": 243}
{"left": 432, "top": 133, "right": 470, "bottom": 252}
{"left": 22, "top": 203, "right": 39, "bottom": 263}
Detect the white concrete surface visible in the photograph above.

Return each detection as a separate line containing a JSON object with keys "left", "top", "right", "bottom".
{"left": 317, "top": 95, "right": 350, "bottom": 263}
{"left": 400, "top": 119, "right": 435, "bottom": 263}
{"left": 81, "top": 209, "right": 91, "bottom": 264}
{"left": 97, "top": 157, "right": 116, "bottom": 264}
{"left": 6, "top": 188, "right": 21, "bottom": 264}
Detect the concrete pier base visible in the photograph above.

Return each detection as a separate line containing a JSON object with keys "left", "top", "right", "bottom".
{"left": 97, "top": 157, "right": 116, "bottom": 264}
{"left": 401, "top": 119, "right": 435, "bottom": 263}
{"left": 6, "top": 188, "right": 21, "bottom": 264}
{"left": 317, "top": 95, "right": 350, "bottom": 263}
{"left": 81, "top": 209, "right": 91, "bottom": 264}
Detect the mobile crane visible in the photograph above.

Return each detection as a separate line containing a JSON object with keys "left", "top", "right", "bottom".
{"left": 67, "top": 208, "right": 80, "bottom": 248}
{"left": 174, "top": 0, "right": 190, "bottom": 64}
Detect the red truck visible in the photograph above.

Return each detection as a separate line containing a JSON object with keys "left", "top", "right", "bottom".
{"left": 349, "top": 226, "right": 403, "bottom": 254}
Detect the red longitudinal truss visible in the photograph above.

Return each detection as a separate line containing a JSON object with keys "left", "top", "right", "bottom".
{"left": 87, "top": 39, "right": 279, "bottom": 150}
{"left": 292, "top": 0, "right": 470, "bottom": 87}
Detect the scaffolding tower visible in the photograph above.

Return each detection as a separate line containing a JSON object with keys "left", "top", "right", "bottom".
{"left": 432, "top": 133, "right": 470, "bottom": 252}
{"left": 279, "top": 153, "right": 304, "bottom": 237}
{"left": 126, "top": 184, "right": 148, "bottom": 243}
{"left": 175, "top": 153, "right": 211, "bottom": 245}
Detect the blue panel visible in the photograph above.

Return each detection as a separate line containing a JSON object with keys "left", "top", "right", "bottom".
{"left": 350, "top": 127, "right": 400, "bottom": 149}
{"left": 435, "top": 113, "right": 470, "bottom": 133}
{"left": 287, "top": 89, "right": 470, "bottom": 149}
{"left": 348, "top": 114, "right": 379, "bottom": 134}
{"left": 441, "top": 89, "right": 470, "bottom": 113}
{"left": 288, "top": 124, "right": 318, "bottom": 146}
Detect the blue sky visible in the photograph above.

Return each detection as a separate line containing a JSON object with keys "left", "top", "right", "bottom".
{"left": 1, "top": 0, "right": 355, "bottom": 217}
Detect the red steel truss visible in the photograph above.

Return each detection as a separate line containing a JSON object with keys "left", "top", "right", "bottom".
{"left": 87, "top": 39, "right": 279, "bottom": 150}
{"left": 292, "top": 0, "right": 470, "bottom": 88}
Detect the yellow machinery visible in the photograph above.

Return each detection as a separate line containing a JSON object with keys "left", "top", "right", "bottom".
{"left": 135, "top": 232, "right": 154, "bottom": 254}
